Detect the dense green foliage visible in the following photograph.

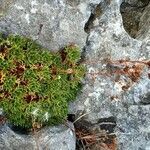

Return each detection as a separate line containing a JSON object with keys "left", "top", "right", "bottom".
{"left": 0, "top": 34, "right": 85, "bottom": 128}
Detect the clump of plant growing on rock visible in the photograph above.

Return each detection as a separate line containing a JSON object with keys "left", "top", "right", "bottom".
{"left": 0, "top": 34, "right": 85, "bottom": 129}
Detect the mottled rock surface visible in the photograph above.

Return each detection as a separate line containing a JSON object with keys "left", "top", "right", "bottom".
{"left": 0, "top": 0, "right": 101, "bottom": 50}
{"left": 117, "top": 105, "right": 150, "bottom": 150}
{"left": 0, "top": 123, "right": 75, "bottom": 150}
{"left": 69, "top": 0, "right": 150, "bottom": 149}
{"left": 0, "top": 0, "right": 150, "bottom": 150}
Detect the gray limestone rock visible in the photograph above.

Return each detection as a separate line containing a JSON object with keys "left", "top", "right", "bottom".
{"left": 70, "top": 0, "right": 150, "bottom": 119}
{"left": 69, "top": 0, "right": 150, "bottom": 149}
{"left": 0, "top": 122, "right": 75, "bottom": 150}
{"left": 0, "top": 0, "right": 150, "bottom": 149}
{"left": 116, "top": 105, "right": 150, "bottom": 150}
{"left": 0, "top": 0, "right": 101, "bottom": 50}
{"left": 0, "top": 1, "right": 102, "bottom": 148}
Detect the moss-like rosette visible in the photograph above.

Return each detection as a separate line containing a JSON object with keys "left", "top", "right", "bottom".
{"left": 0, "top": 34, "right": 85, "bottom": 128}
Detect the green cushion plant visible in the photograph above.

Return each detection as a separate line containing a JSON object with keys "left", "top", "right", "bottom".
{"left": 0, "top": 34, "right": 85, "bottom": 129}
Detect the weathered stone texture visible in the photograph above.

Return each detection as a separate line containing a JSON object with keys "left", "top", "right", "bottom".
{"left": 0, "top": 123, "right": 75, "bottom": 150}
{"left": 0, "top": 0, "right": 150, "bottom": 149}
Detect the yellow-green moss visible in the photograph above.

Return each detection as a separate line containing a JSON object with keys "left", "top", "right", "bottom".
{"left": 0, "top": 34, "right": 85, "bottom": 128}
